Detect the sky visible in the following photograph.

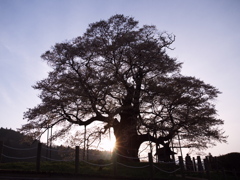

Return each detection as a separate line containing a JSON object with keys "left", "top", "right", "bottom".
{"left": 0, "top": 0, "right": 239, "bottom": 157}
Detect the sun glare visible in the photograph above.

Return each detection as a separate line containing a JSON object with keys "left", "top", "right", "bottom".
{"left": 101, "top": 136, "right": 116, "bottom": 152}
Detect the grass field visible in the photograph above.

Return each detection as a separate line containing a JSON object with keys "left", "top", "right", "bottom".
{"left": 0, "top": 161, "right": 238, "bottom": 180}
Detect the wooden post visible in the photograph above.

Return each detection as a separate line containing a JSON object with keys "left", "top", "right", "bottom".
{"left": 185, "top": 154, "right": 193, "bottom": 171}
{"left": 148, "top": 152, "right": 154, "bottom": 180}
{"left": 75, "top": 146, "right": 79, "bottom": 174}
{"left": 197, "top": 156, "right": 203, "bottom": 178}
{"left": 214, "top": 156, "right": 220, "bottom": 178}
{"left": 192, "top": 157, "right": 196, "bottom": 171}
{"left": 197, "top": 156, "right": 203, "bottom": 171}
{"left": 0, "top": 141, "right": 3, "bottom": 163}
{"left": 83, "top": 125, "right": 86, "bottom": 160}
{"left": 213, "top": 156, "right": 218, "bottom": 172}
{"left": 204, "top": 157, "right": 211, "bottom": 180}
{"left": 208, "top": 155, "right": 213, "bottom": 171}
{"left": 178, "top": 156, "right": 185, "bottom": 180}
{"left": 36, "top": 143, "right": 42, "bottom": 172}
{"left": 112, "top": 150, "right": 117, "bottom": 176}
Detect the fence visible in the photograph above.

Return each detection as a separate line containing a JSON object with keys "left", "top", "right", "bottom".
{"left": 177, "top": 154, "right": 239, "bottom": 180}
{"left": 0, "top": 141, "right": 238, "bottom": 180}
{"left": 0, "top": 141, "right": 38, "bottom": 163}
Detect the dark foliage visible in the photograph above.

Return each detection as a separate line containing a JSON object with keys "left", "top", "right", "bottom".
{"left": 217, "top": 152, "right": 240, "bottom": 171}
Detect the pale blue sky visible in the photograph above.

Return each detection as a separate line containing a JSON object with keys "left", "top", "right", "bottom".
{"left": 0, "top": 0, "right": 239, "bottom": 156}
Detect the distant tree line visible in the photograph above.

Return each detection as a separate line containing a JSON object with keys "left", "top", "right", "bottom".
{"left": 0, "top": 127, "right": 111, "bottom": 163}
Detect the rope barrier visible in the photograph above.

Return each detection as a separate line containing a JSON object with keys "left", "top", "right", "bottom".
{"left": 153, "top": 165, "right": 181, "bottom": 174}
{"left": 3, "top": 144, "right": 37, "bottom": 151}
{"left": 115, "top": 152, "right": 149, "bottom": 160}
{"left": 42, "top": 146, "right": 73, "bottom": 153}
{"left": 2, "top": 154, "right": 36, "bottom": 160}
{"left": 1, "top": 143, "right": 181, "bottom": 176}
{"left": 115, "top": 152, "right": 139, "bottom": 159}
{"left": 117, "top": 162, "right": 150, "bottom": 169}
{"left": 41, "top": 156, "right": 73, "bottom": 162}
{"left": 56, "top": 149, "right": 74, "bottom": 153}
{"left": 42, "top": 146, "right": 55, "bottom": 151}
{"left": 81, "top": 160, "right": 113, "bottom": 167}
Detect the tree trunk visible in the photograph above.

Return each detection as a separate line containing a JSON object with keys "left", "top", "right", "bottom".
{"left": 112, "top": 115, "right": 171, "bottom": 162}
{"left": 112, "top": 111, "right": 141, "bottom": 161}
{"left": 114, "top": 132, "right": 141, "bottom": 162}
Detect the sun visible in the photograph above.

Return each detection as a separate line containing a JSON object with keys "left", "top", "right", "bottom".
{"left": 100, "top": 136, "right": 116, "bottom": 152}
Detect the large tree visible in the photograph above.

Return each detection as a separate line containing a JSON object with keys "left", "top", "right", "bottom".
{"left": 20, "top": 15, "right": 226, "bottom": 161}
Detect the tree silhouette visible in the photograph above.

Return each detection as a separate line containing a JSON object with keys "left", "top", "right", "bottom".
{"left": 20, "top": 14, "right": 227, "bottom": 161}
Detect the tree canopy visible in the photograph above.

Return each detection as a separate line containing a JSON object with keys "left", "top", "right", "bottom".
{"left": 20, "top": 14, "right": 227, "bottom": 161}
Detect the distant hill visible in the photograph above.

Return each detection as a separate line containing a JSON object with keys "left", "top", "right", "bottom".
{"left": 217, "top": 152, "right": 240, "bottom": 171}
{"left": 0, "top": 127, "right": 35, "bottom": 147}
{"left": 0, "top": 127, "right": 111, "bottom": 163}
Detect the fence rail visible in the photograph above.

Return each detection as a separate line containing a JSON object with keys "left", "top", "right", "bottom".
{"left": 3, "top": 144, "right": 37, "bottom": 151}
{"left": 1, "top": 154, "right": 37, "bottom": 160}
